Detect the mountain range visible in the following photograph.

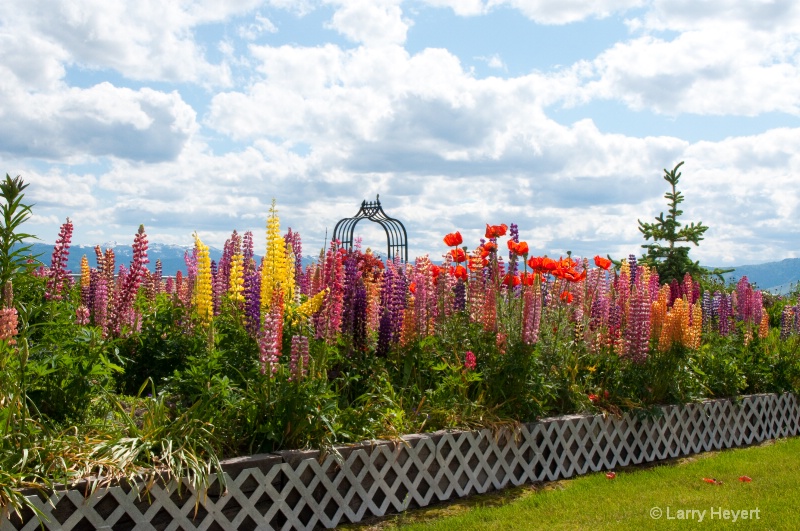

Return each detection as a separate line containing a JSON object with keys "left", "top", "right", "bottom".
{"left": 18, "top": 242, "right": 800, "bottom": 294}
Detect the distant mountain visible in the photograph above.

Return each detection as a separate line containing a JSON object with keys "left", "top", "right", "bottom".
{"left": 20, "top": 241, "right": 800, "bottom": 293}
{"left": 23, "top": 242, "right": 221, "bottom": 276}
{"left": 718, "top": 258, "right": 800, "bottom": 294}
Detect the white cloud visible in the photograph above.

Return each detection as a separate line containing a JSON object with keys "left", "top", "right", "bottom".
{"left": 324, "top": 0, "right": 411, "bottom": 46}
{"left": 490, "top": 0, "right": 645, "bottom": 24}
{"left": 0, "top": 83, "right": 197, "bottom": 162}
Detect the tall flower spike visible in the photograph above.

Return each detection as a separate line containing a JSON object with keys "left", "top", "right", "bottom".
{"left": 193, "top": 233, "right": 213, "bottom": 325}
{"left": 46, "top": 218, "right": 73, "bottom": 300}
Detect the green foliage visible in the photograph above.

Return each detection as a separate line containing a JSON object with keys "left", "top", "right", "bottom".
{"left": 0, "top": 175, "right": 38, "bottom": 303}
{"left": 638, "top": 162, "right": 712, "bottom": 284}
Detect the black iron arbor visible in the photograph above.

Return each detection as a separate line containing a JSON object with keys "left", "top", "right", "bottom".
{"left": 332, "top": 195, "right": 408, "bottom": 262}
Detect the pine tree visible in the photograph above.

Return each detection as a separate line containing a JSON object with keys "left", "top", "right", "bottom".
{"left": 638, "top": 162, "right": 709, "bottom": 284}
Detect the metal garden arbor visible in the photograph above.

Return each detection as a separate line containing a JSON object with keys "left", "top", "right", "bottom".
{"left": 332, "top": 195, "right": 408, "bottom": 262}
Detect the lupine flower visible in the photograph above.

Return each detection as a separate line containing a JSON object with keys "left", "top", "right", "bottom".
{"left": 0, "top": 307, "right": 18, "bottom": 345}
{"left": 193, "top": 233, "right": 213, "bottom": 324}
{"left": 262, "top": 199, "right": 293, "bottom": 311}
{"left": 46, "top": 218, "right": 73, "bottom": 300}
{"left": 289, "top": 335, "right": 310, "bottom": 382}
{"left": 259, "top": 293, "right": 284, "bottom": 376}
{"left": 243, "top": 258, "right": 261, "bottom": 336}
{"left": 75, "top": 305, "right": 90, "bottom": 326}
{"left": 464, "top": 350, "right": 476, "bottom": 371}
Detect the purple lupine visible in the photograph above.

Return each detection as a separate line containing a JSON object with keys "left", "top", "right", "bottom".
{"left": 376, "top": 258, "right": 406, "bottom": 357}
{"left": 341, "top": 251, "right": 368, "bottom": 353}
{"left": 627, "top": 254, "right": 637, "bottom": 287}
{"left": 717, "top": 292, "right": 732, "bottom": 336}
{"left": 624, "top": 275, "right": 651, "bottom": 364}
{"left": 453, "top": 279, "right": 466, "bottom": 313}
{"left": 211, "top": 260, "right": 225, "bottom": 315}
{"left": 46, "top": 218, "right": 74, "bottom": 300}
{"left": 243, "top": 258, "right": 261, "bottom": 336}
{"left": 507, "top": 223, "right": 519, "bottom": 277}
{"left": 243, "top": 230, "right": 255, "bottom": 264}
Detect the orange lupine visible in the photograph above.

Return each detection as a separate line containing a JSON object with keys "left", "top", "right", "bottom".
{"left": 594, "top": 255, "right": 612, "bottom": 270}
{"left": 485, "top": 223, "right": 508, "bottom": 239}
{"left": 443, "top": 231, "right": 463, "bottom": 247}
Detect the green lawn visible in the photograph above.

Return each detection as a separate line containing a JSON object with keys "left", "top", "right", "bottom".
{"left": 345, "top": 436, "right": 800, "bottom": 530}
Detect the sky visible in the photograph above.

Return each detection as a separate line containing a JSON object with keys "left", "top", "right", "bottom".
{"left": 2, "top": 0, "right": 799, "bottom": 268}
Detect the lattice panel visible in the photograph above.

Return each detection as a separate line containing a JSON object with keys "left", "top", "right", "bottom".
{"left": 3, "top": 393, "right": 798, "bottom": 531}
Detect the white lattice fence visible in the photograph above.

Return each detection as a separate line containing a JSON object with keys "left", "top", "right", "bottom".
{"left": 3, "top": 393, "right": 798, "bottom": 530}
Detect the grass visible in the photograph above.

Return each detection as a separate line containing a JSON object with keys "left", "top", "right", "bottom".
{"left": 344, "top": 436, "right": 800, "bottom": 530}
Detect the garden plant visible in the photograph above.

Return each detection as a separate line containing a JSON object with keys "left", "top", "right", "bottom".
{"left": 1, "top": 170, "right": 799, "bottom": 524}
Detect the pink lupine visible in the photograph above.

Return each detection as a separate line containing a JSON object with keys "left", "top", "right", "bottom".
{"left": 288, "top": 335, "right": 310, "bottom": 382}
{"left": 464, "top": 350, "right": 477, "bottom": 371}
{"left": 46, "top": 218, "right": 73, "bottom": 300}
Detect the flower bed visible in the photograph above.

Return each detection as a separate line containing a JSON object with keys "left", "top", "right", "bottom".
{"left": 5, "top": 393, "right": 797, "bottom": 531}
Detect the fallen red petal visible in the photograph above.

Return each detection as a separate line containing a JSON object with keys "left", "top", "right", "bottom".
{"left": 605, "top": 472, "right": 616, "bottom": 479}
{"left": 739, "top": 475, "right": 752, "bottom": 482}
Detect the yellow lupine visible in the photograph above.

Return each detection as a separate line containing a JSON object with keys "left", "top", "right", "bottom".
{"left": 193, "top": 233, "right": 213, "bottom": 324}
{"left": 261, "top": 200, "right": 294, "bottom": 311}
{"left": 289, "top": 287, "right": 329, "bottom": 325}
{"left": 229, "top": 252, "right": 244, "bottom": 302}
{"left": 80, "top": 255, "right": 90, "bottom": 288}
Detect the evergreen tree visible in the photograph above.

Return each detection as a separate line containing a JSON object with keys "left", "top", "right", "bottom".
{"left": 638, "top": 162, "right": 709, "bottom": 284}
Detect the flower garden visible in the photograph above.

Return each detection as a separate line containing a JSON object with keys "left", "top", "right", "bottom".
{"left": 1, "top": 172, "right": 800, "bottom": 525}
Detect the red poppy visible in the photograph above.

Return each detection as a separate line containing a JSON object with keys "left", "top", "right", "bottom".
{"left": 450, "top": 265, "right": 468, "bottom": 281}
{"left": 443, "top": 231, "right": 463, "bottom": 247}
{"left": 520, "top": 272, "right": 537, "bottom": 286}
{"left": 542, "top": 257, "right": 558, "bottom": 272}
{"left": 482, "top": 241, "right": 498, "bottom": 253}
{"left": 502, "top": 273, "right": 521, "bottom": 287}
{"left": 449, "top": 248, "right": 467, "bottom": 263}
{"left": 588, "top": 393, "right": 599, "bottom": 403}
{"left": 409, "top": 282, "right": 416, "bottom": 294}
{"left": 560, "top": 291, "right": 574, "bottom": 303}
{"left": 431, "top": 265, "right": 441, "bottom": 280}
{"left": 594, "top": 255, "right": 612, "bottom": 270}
{"left": 485, "top": 223, "right": 508, "bottom": 239}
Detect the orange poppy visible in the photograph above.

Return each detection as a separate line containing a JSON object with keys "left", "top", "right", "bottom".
{"left": 560, "top": 291, "right": 574, "bottom": 303}
{"left": 502, "top": 273, "right": 521, "bottom": 287}
{"left": 482, "top": 241, "right": 498, "bottom": 253}
{"left": 409, "top": 282, "right": 416, "bottom": 294}
{"left": 507, "top": 240, "right": 530, "bottom": 256}
{"left": 527, "top": 256, "right": 543, "bottom": 271}
{"left": 520, "top": 272, "right": 537, "bottom": 286}
{"left": 450, "top": 265, "right": 468, "bottom": 280}
{"left": 594, "top": 255, "right": 612, "bottom": 270}
{"left": 485, "top": 223, "right": 508, "bottom": 239}
{"left": 443, "top": 231, "right": 463, "bottom": 247}
{"left": 449, "top": 248, "right": 467, "bottom": 263}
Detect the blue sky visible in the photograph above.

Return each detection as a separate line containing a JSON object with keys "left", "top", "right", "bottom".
{"left": 2, "top": 0, "right": 799, "bottom": 267}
